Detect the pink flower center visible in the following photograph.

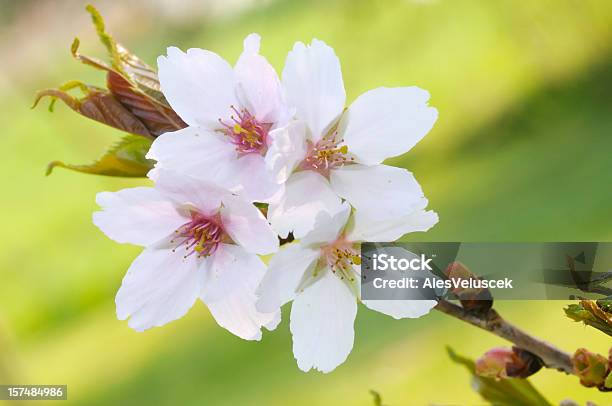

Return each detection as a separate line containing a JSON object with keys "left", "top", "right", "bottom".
{"left": 301, "top": 131, "right": 354, "bottom": 177}
{"left": 219, "top": 106, "right": 271, "bottom": 155}
{"left": 170, "top": 211, "right": 225, "bottom": 258}
{"left": 320, "top": 237, "right": 360, "bottom": 282}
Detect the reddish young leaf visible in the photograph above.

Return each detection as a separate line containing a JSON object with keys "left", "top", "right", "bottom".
{"left": 34, "top": 5, "right": 186, "bottom": 139}
{"left": 106, "top": 71, "right": 185, "bottom": 136}
{"left": 33, "top": 83, "right": 152, "bottom": 138}
{"left": 33, "top": 5, "right": 189, "bottom": 178}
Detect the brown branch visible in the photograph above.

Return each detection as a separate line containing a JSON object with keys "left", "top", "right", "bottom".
{"left": 435, "top": 299, "right": 574, "bottom": 374}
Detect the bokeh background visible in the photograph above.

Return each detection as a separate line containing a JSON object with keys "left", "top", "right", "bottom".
{"left": 1, "top": 0, "right": 611, "bottom": 404}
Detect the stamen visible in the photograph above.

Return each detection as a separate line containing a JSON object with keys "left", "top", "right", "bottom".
{"left": 321, "top": 238, "right": 360, "bottom": 282}
{"left": 301, "top": 130, "right": 354, "bottom": 177}
{"left": 170, "top": 212, "right": 224, "bottom": 258}
{"left": 219, "top": 106, "right": 271, "bottom": 155}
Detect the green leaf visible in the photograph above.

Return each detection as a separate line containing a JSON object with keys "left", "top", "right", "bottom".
{"left": 447, "top": 347, "right": 552, "bottom": 406}
{"left": 605, "top": 370, "right": 612, "bottom": 389}
{"left": 369, "top": 390, "right": 384, "bottom": 406}
{"left": 565, "top": 301, "right": 612, "bottom": 337}
{"left": 46, "top": 134, "right": 154, "bottom": 177}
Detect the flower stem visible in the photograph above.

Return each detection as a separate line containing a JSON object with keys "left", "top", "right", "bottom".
{"left": 434, "top": 299, "right": 574, "bottom": 374}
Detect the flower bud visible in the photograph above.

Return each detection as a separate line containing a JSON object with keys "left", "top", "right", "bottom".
{"left": 506, "top": 347, "right": 544, "bottom": 378}
{"left": 572, "top": 348, "right": 609, "bottom": 388}
{"left": 475, "top": 347, "right": 514, "bottom": 379}
{"left": 476, "top": 347, "right": 544, "bottom": 380}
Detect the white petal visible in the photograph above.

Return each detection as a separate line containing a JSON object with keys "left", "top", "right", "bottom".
{"left": 340, "top": 86, "right": 438, "bottom": 165}
{"left": 152, "top": 167, "right": 228, "bottom": 215}
{"left": 255, "top": 244, "right": 320, "bottom": 313}
{"left": 235, "top": 33, "right": 286, "bottom": 124}
{"left": 220, "top": 194, "right": 279, "bottom": 255}
{"left": 330, "top": 164, "right": 426, "bottom": 220}
{"left": 157, "top": 47, "right": 237, "bottom": 128}
{"left": 201, "top": 245, "right": 279, "bottom": 340}
{"left": 290, "top": 270, "right": 357, "bottom": 373}
{"left": 93, "top": 187, "right": 184, "bottom": 246}
{"left": 242, "top": 33, "right": 261, "bottom": 54}
{"left": 348, "top": 201, "right": 438, "bottom": 241}
{"left": 147, "top": 126, "right": 247, "bottom": 193}
{"left": 361, "top": 299, "right": 436, "bottom": 319}
{"left": 301, "top": 202, "right": 351, "bottom": 247}
{"left": 282, "top": 39, "right": 345, "bottom": 142}
{"left": 116, "top": 248, "right": 202, "bottom": 331}
{"left": 265, "top": 121, "right": 308, "bottom": 184}
{"left": 200, "top": 244, "right": 256, "bottom": 302}
{"left": 149, "top": 127, "right": 280, "bottom": 202}
{"left": 268, "top": 171, "right": 342, "bottom": 238}
{"left": 205, "top": 291, "right": 280, "bottom": 341}
{"left": 232, "top": 153, "right": 283, "bottom": 203}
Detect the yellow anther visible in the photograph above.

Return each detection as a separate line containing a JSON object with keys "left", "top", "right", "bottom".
{"left": 244, "top": 133, "right": 258, "bottom": 144}
{"left": 316, "top": 145, "right": 348, "bottom": 158}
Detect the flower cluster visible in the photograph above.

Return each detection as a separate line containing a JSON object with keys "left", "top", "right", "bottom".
{"left": 94, "top": 33, "right": 439, "bottom": 372}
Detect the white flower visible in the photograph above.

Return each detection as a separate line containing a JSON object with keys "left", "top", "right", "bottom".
{"left": 256, "top": 201, "right": 439, "bottom": 373}
{"left": 147, "top": 33, "right": 290, "bottom": 202}
{"left": 266, "top": 39, "right": 438, "bottom": 238}
{"left": 93, "top": 169, "right": 280, "bottom": 340}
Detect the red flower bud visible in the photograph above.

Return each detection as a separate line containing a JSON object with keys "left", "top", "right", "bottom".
{"left": 476, "top": 347, "right": 514, "bottom": 379}
{"left": 476, "top": 347, "right": 543, "bottom": 380}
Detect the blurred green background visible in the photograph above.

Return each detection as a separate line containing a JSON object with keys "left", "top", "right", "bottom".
{"left": 1, "top": 0, "right": 611, "bottom": 404}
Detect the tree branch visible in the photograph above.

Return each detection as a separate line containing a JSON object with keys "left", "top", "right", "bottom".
{"left": 435, "top": 299, "right": 574, "bottom": 374}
